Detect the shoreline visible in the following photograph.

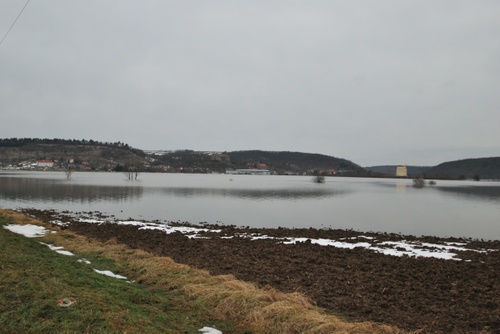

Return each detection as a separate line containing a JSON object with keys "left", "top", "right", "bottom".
{"left": 17, "top": 208, "right": 500, "bottom": 333}
{"left": 26, "top": 207, "right": 500, "bottom": 244}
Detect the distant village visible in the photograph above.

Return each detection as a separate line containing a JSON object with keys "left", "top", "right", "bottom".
{"left": 0, "top": 154, "right": 408, "bottom": 178}
{"left": 2, "top": 158, "right": 107, "bottom": 172}
{"left": 0, "top": 150, "right": 360, "bottom": 177}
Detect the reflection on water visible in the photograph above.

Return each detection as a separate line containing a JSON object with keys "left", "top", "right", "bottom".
{"left": 152, "top": 186, "right": 347, "bottom": 200}
{"left": 0, "top": 176, "right": 144, "bottom": 203}
{"left": 0, "top": 172, "right": 499, "bottom": 240}
{"left": 435, "top": 186, "right": 500, "bottom": 204}
{"left": 0, "top": 175, "right": 345, "bottom": 203}
{"left": 387, "top": 180, "right": 500, "bottom": 203}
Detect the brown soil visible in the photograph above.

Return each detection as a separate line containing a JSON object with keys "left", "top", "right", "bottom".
{"left": 22, "top": 209, "right": 500, "bottom": 334}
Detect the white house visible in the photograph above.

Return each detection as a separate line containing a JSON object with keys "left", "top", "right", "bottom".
{"left": 226, "top": 169, "right": 270, "bottom": 175}
{"left": 37, "top": 160, "right": 54, "bottom": 168}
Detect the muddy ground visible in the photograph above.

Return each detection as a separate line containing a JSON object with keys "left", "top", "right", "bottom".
{"left": 22, "top": 209, "right": 500, "bottom": 334}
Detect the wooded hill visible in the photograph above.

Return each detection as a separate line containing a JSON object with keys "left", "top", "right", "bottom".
{"left": 0, "top": 138, "right": 146, "bottom": 171}
{"left": 0, "top": 139, "right": 364, "bottom": 175}
{"left": 226, "top": 150, "right": 365, "bottom": 175}
{"left": 423, "top": 157, "right": 500, "bottom": 180}
{"left": 145, "top": 149, "right": 365, "bottom": 175}
{"left": 366, "top": 157, "right": 500, "bottom": 180}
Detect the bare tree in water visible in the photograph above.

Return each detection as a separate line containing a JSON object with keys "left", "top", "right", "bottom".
{"left": 312, "top": 170, "right": 325, "bottom": 183}
{"left": 64, "top": 164, "right": 73, "bottom": 179}
{"left": 413, "top": 176, "right": 425, "bottom": 188}
{"left": 124, "top": 165, "right": 141, "bottom": 180}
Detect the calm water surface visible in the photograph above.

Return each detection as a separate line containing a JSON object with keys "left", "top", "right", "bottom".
{"left": 1, "top": 171, "right": 499, "bottom": 240}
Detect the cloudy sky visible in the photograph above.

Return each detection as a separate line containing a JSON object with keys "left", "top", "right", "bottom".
{"left": 1, "top": 1, "right": 499, "bottom": 166}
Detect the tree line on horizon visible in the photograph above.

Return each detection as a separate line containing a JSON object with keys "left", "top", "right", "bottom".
{"left": 0, "top": 137, "right": 132, "bottom": 149}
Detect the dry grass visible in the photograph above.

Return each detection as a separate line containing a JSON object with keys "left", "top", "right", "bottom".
{"left": 2, "top": 209, "right": 407, "bottom": 334}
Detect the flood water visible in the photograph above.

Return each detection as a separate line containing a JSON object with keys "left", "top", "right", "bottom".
{"left": 1, "top": 171, "right": 499, "bottom": 240}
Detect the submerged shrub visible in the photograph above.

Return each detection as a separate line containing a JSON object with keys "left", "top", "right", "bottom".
{"left": 413, "top": 177, "right": 425, "bottom": 188}
{"left": 313, "top": 175, "right": 325, "bottom": 183}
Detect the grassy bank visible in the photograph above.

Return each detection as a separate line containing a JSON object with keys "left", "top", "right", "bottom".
{"left": 0, "top": 209, "right": 404, "bottom": 333}
{"left": 0, "top": 210, "right": 235, "bottom": 333}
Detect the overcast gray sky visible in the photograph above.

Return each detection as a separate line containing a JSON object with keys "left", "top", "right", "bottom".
{"left": 1, "top": 1, "right": 499, "bottom": 166}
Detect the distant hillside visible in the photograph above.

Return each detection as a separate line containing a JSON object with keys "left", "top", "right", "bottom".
{"left": 424, "top": 157, "right": 500, "bottom": 180}
{"left": 227, "top": 150, "right": 365, "bottom": 175}
{"left": 0, "top": 139, "right": 365, "bottom": 175}
{"left": 0, "top": 138, "right": 146, "bottom": 171}
{"left": 366, "top": 158, "right": 500, "bottom": 180}
{"left": 365, "top": 165, "right": 431, "bottom": 177}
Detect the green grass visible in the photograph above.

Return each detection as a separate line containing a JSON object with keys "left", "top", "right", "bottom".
{"left": 0, "top": 214, "right": 233, "bottom": 334}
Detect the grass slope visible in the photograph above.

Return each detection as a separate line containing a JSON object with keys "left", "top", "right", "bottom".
{"left": 0, "top": 212, "right": 232, "bottom": 333}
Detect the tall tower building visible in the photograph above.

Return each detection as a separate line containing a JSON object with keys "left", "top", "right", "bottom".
{"left": 396, "top": 165, "right": 408, "bottom": 177}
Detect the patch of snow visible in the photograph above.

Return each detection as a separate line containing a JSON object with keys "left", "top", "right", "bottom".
{"left": 446, "top": 241, "right": 467, "bottom": 246}
{"left": 39, "top": 242, "right": 75, "bottom": 256}
{"left": 79, "top": 218, "right": 105, "bottom": 224}
{"left": 370, "top": 243, "right": 457, "bottom": 260}
{"left": 421, "top": 242, "right": 482, "bottom": 252}
{"left": 3, "top": 224, "right": 48, "bottom": 237}
{"left": 93, "top": 269, "right": 128, "bottom": 280}
{"left": 55, "top": 249, "right": 75, "bottom": 256}
{"left": 186, "top": 234, "right": 209, "bottom": 239}
{"left": 199, "top": 327, "right": 223, "bottom": 334}
{"left": 340, "top": 236, "right": 375, "bottom": 240}
{"left": 278, "top": 236, "right": 467, "bottom": 260}
{"left": 138, "top": 223, "right": 220, "bottom": 236}
{"left": 81, "top": 219, "right": 222, "bottom": 237}
{"left": 50, "top": 220, "right": 69, "bottom": 227}
{"left": 77, "top": 258, "right": 91, "bottom": 265}
{"left": 248, "top": 234, "right": 276, "bottom": 241}
{"left": 283, "top": 237, "right": 372, "bottom": 249}
{"left": 116, "top": 220, "right": 148, "bottom": 227}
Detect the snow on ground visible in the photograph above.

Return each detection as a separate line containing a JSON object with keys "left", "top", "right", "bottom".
{"left": 39, "top": 242, "right": 75, "bottom": 256}
{"left": 50, "top": 220, "right": 69, "bottom": 227}
{"left": 274, "top": 236, "right": 485, "bottom": 260}
{"left": 77, "top": 258, "right": 91, "bottom": 264}
{"left": 61, "top": 219, "right": 497, "bottom": 260}
{"left": 283, "top": 237, "right": 373, "bottom": 249}
{"left": 3, "top": 224, "right": 128, "bottom": 279}
{"left": 79, "top": 218, "right": 221, "bottom": 236}
{"left": 199, "top": 327, "right": 223, "bottom": 334}
{"left": 6, "top": 219, "right": 493, "bottom": 261}
{"left": 223, "top": 232, "right": 491, "bottom": 261}
{"left": 281, "top": 237, "right": 458, "bottom": 260}
{"left": 3, "top": 224, "right": 48, "bottom": 237}
{"left": 93, "top": 269, "right": 128, "bottom": 280}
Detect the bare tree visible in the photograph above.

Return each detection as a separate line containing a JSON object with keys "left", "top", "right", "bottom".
{"left": 124, "top": 165, "right": 140, "bottom": 180}
{"left": 313, "top": 173, "right": 325, "bottom": 184}
{"left": 64, "top": 165, "right": 73, "bottom": 179}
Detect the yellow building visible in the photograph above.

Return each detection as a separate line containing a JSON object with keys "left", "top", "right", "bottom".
{"left": 396, "top": 165, "right": 408, "bottom": 177}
